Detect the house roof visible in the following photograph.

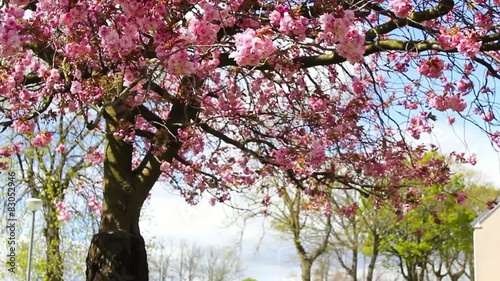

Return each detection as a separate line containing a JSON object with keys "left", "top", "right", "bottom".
{"left": 471, "top": 196, "right": 500, "bottom": 229}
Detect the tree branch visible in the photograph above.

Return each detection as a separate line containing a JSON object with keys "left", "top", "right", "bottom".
{"left": 365, "top": 0, "right": 454, "bottom": 41}
{"left": 219, "top": 37, "right": 500, "bottom": 70}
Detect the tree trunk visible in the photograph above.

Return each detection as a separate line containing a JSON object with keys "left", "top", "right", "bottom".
{"left": 86, "top": 104, "right": 149, "bottom": 281}
{"left": 300, "top": 259, "right": 313, "bottom": 281}
{"left": 468, "top": 256, "right": 474, "bottom": 280}
{"left": 366, "top": 234, "right": 380, "bottom": 281}
{"left": 86, "top": 231, "right": 147, "bottom": 281}
{"left": 44, "top": 200, "right": 64, "bottom": 281}
{"left": 85, "top": 80, "right": 198, "bottom": 281}
{"left": 349, "top": 249, "right": 358, "bottom": 281}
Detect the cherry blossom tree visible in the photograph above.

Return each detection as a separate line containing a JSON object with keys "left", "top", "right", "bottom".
{"left": 1, "top": 0, "right": 500, "bottom": 280}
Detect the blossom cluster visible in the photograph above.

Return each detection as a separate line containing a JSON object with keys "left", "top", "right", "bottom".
{"left": 427, "top": 92, "right": 467, "bottom": 112}
{"left": 317, "top": 10, "right": 365, "bottom": 63}
{"left": 269, "top": 8, "right": 309, "bottom": 40}
{"left": 87, "top": 195, "right": 103, "bottom": 215}
{"left": 389, "top": 0, "right": 413, "bottom": 18}
{"left": 437, "top": 29, "right": 482, "bottom": 57}
{"left": 229, "top": 28, "right": 276, "bottom": 66}
{"left": 56, "top": 201, "right": 71, "bottom": 221}
{"left": 0, "top": 7, "right": 25, "bottom": 58}
{"left": 418, "top": 57, "right": 445, "bottom": 78}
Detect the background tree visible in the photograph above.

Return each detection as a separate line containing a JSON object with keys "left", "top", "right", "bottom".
{"left": 0, "top": 113, "right": 103, "bottom": 281}
{"left": 148, "top": 239, "right": 242, "bottom": 281}
{"left": 2, "top": 0, "right": 500, "bottom": 279}
{"left": 312, "top": 252, "right": 335, "bottom": 281}
{"left": 241, "top": 176, "right": 387, "bottom": 281}
{"left": 240, "top": 175, "right": 333, "bottom": 281}
{"left": 326, "top": 189, "right": 392, "bottom": 281}
{"left": 372, "top": 173, "right": 500, "bottom": 281}
{"left": 255, "top": 181, "right": 389, "bottom": 281}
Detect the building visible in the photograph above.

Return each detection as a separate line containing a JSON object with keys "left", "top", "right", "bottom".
{"left": 471, "top": 197, "right": 500, "bottom": 281}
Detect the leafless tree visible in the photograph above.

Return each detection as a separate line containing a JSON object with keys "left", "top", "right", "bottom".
{"left": 149, "top": 239, "right": 242, "bottom": 281}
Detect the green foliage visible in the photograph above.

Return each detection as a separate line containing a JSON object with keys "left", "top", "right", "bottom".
{"left": 242, "top": 278, "right": 258, "bottom": 281}
{"left": 363, "top": 172, "right": 498, "bottom": 280}
{"left": 1, "top": 230, "right": 45, "bottom": 281}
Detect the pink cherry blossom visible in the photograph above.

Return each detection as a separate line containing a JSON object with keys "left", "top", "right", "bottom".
{"left": 0, "top": 7, "right": 25, "bottom": 57}
{"left": 4, "top": 0, "right": 500, "bottom": 271}
{"left": 474, "top": 11, "right": 493, "bottom": 28}
{"left": 0, "top": 148, "right": 11, "bottom": 158}
{"left": 309, "top": 98, "right": 327, "bottom": 112}
{"left": 318, "top": 13, "right": 335, "bottom": 32}
{"left": 457, "top": 34, "right": 481, "bottom": 57}
{"left": 13, "top": 120, "right": 35, "bottom": 134}
{"left": 352, "top": 78, "right": 366, "bottom": 95}
{"left": 11, "top": 143, "right": 22, "bottom": 153}
{"left": 201, "top": 2, "right": 218, "bottom": 22}
{"left": 188, "top": 18, "right": 219, "bottom": 45}
{"left": 165, "top": 48, "right": 196, "bottom": 76}
{"left": 83, "top": 150, "right": 104, "bottom": 165}
{"left": 46, "top": 69, "right": 60, "bottom": 87}
{"left": 209, "top": 197, "right": 217, "bottom": 206}
{"left": 98, "top": 26, "right": 121, "bottom": 53}
{"left": 0, "top": 161, "right": 9, "bottom": 170}
{"left": 435, "top": 194, "right": 446, "bottom": 202}
{"left": 31, "top": 131, "right": 53, "bottom": 147}
{"left": 468, "top": 155, "right": 477, "bottom": 165}
{"left": 481, "top": 111, "right": 495, "bottom": 122}
{"left": 229, "top": 28, "right": 276, "bottom": 66}
{"left": 55, "top": 143, "right": 66, "bottom": 153}
{"left": 457, "top": 79, "right": 473, "bottom": 93}
{"left": 70, "top": 81, "right": 82, "bottom": 93}
{"left": 437, "top": 29, "right": 461, "bottom": 50}
{"left": 160, "top": 161, "right": 171, "bottom": 172}
{"left": 427, "top": 92, "right": 467, "bottom": 112}
{"left": 278, "top": 12, "right": 308, "bottom": 39}
{"left": 339, "top": 203, "right": 358, "bottom": 218}
{"left": 87, "top": 195, "right": 102, "bottom": 215}
{"left": 269, "top": 10, "right": 282, "bottom": 26}
{"left": 447, "top": 94, "right": 467, "bottom": 112}
{"left": 418, "top": 57, "right": 444, "bottom": 78}
{"left": 56, "top": 201, "right": 71, "bottom": 222}
{"left": 456, "top": 192, "right": 467, "bottom": 205}
{"left": 389, "top": 0, "right": 413, "bottom": 18}
{"left": 336, "top": 28, "right": 365, "bottom": 64}
{"left": 407, "top": 112, "right": 432, "bottom": 139}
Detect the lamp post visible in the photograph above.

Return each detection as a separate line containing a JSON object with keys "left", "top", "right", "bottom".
{"left": 416, "top": 266, "right": 422, "bottom": 281}
{"left": 26, "top": 198, "right": 43, "bottom": 281}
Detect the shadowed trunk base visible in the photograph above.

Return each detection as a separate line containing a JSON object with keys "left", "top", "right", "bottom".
{"left": 86, "top": 231, "right": 148, "bottom": 281}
